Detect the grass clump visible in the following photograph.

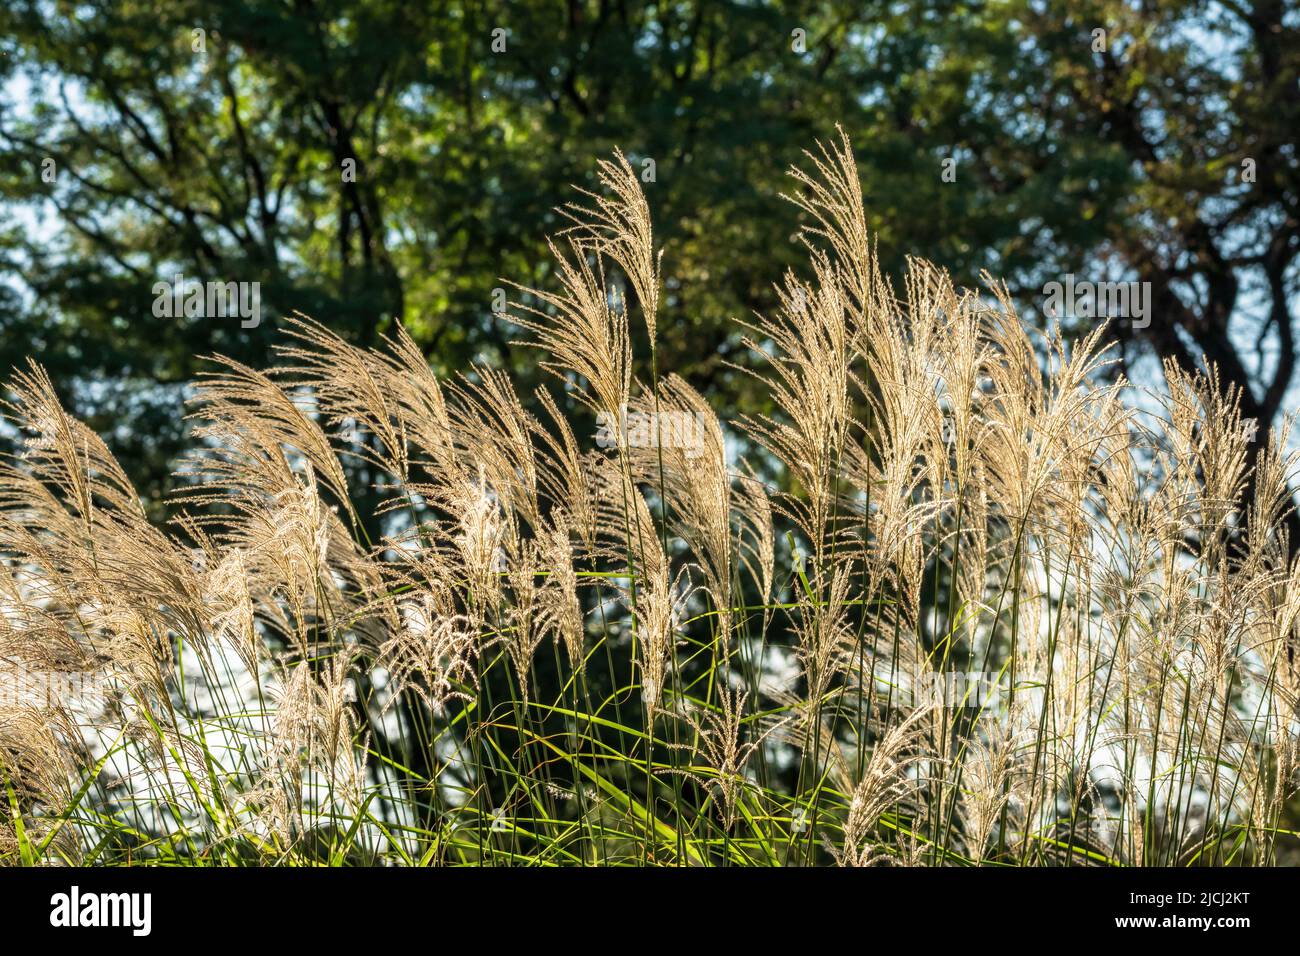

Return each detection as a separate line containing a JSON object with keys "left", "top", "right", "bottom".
{"left": 2, "top": 130, "right": 1299, "bottom": 867}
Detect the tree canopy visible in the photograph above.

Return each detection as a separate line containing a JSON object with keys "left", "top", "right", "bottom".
{"left": 1, "top": 0, "right": 1296, "bottom": 519}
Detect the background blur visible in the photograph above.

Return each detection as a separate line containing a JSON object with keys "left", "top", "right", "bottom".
{"left": 1, "top": 0, "right": 1297, "bottom": 512}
